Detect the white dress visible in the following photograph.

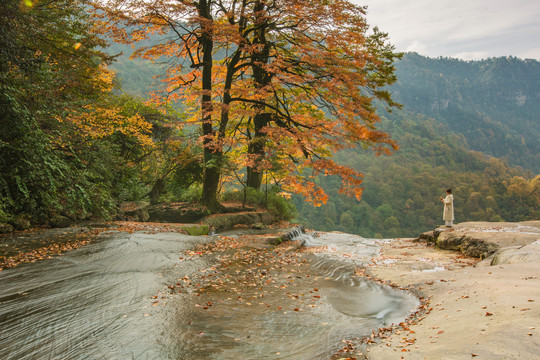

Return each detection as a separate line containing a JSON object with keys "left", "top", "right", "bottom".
{"left": 443, "top": 194, "right": 454, "bottom": 222}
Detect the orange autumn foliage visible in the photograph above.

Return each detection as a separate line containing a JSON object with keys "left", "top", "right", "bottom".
{"left": 91, "top": 0, "right": 401, "bottom": 206}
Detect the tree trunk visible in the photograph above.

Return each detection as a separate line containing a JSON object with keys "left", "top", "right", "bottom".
{"left": 148, "top": 178, "right": 165, "bottom": 205}
{"left": 246, "top": 1, "right": 272, "bottom": 190}
{"left": 198, "top": 0, "right": 222, "bottom": 211}
{"left": 201, "top": 150, "right": 222, "bottom": 211}
{"left": 246, "top": 113, "right": 270, "bottom": 189}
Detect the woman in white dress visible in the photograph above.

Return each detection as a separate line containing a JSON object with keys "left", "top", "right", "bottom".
{"left": 440, "top": 188, "right": 454, "bottom": 227}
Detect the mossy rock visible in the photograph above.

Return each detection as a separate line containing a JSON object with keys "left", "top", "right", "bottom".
{"left": 181, "top": 225, "right": 210, "bottom": 236}
{"left": 120, "top": 201, "right": 150, "bottom": 222}
{"left": 11, "top": 216, "right": 31, "bottom": 230}
{"left": 49, "top": 215, "right": 72, "bottom": 228}
{"left": 202, "top": 212, "right": 274, "bottom": 232}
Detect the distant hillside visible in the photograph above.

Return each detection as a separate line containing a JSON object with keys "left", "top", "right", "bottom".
{"left": 392, "top": 53, "right": 540, "bottom": 173}
{"left": 106, "top": 41, "right": 165, "bottom": 98}
{"left": 296, "top": 54, "right": 540, "bottom": 237}
{"left": 295, "top": 109, "right": 539, "bottom": 238}
{"left": 108, "top": 50, "right": 540, "bottom": 173}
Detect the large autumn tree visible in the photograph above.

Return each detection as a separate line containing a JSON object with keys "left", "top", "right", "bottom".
{"left": 93, "top": 0, "right": 400, "bottom": 209}
{"left": 237, "top": 0, "right": 400, "bottom": 204}
{"left": 94, "top": 0, "right": 252, "bottom": 210}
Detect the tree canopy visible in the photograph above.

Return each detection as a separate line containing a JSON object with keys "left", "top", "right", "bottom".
{"left": 92, "top": 0, "right": 401, "bottom": 210}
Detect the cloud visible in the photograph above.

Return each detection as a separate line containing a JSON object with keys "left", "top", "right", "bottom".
{"left": 405, "top": 40, "right": 428, "bottom": 54}
{"left": 453, "top": 51, "right": 490, "bottom": 61}
{"left": 356, "top": 0, "right": 540, "bottom": 60}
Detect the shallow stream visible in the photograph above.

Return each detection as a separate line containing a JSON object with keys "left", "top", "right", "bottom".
{"left": 0, "top": 229, "right": 418, "bottom": 359}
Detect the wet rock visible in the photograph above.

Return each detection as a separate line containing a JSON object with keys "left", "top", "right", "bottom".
{"left": 491, "top": 241, "right": 540, "bottom": 265}
{"left": 0, "top": 222, "right": 14, "bottom": 234}
{"left": 266, "top": 226, "right": 305, "bottom": 245}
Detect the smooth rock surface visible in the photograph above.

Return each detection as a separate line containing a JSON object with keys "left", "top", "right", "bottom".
{"left": 419, "top": 221, "right": 540, "bottom": 260}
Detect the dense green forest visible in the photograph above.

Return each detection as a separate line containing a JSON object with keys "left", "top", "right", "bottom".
{"left": 0, "top": 1, "right": 188, "bottom": 228}
{"left": 392, "top": 53, "right": 540, "bottom": 173}
{"left": 295, "top": 54, "right": 540, "bottom": 237}
{"left": 1, "top": 2, "right": 538, "bottom": 237}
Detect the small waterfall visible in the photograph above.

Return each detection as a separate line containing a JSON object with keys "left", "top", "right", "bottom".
{"left": 284, "top": 226, "right": 319, "bottom": 247}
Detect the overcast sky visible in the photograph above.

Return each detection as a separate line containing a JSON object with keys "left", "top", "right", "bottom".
{"left": 354, "top": 0, "right": 540, "bottom": 60}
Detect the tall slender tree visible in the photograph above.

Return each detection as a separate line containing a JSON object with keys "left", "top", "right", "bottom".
{"left": 237, "top": 0, "right": 401, "bottom": 204}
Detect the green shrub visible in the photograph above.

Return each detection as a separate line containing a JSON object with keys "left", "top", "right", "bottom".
{"left": 162, "top": 183, "right": 202, "bottom": 203}
{"left": 222, "top": 187, "right": 297, "bottom": 221}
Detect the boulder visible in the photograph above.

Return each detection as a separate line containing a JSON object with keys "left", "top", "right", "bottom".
{"left": 202, "top": 212, "right": 274, "bottom": 232}
{"left": 418, "top": 221, "right": 540, "bottom": 261}
{"left": 11, "top": 216, "right": 31, "bottom": 230}
{"left": 148, "top": 203, "right": 208, "bottom": 223}
{"left": 259, "top": 212, "right": 274, "bottom": 225}
{"left": 436, "top": 232, "right": 499, "bottom": 259}
{"left": 49, "top": 215, "right": 71, "bottom": 228}
{"left": 417, "top": 230, "right": 436, "bottom": 243}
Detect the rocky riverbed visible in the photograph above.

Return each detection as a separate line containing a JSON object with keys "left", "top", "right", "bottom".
{"left": 0, "top": 222, "right": 417, "bottom": 359}
{"left": 1, "top": 220, "right": 538, "bottom": 359}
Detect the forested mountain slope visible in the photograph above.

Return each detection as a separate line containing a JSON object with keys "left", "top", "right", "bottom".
{"left": 295, "top": 110, "right": 539, "bottom": 237}
{"left": 392, "top": 53, "right": 540, "bottom": 173}
{"left": 295, "top": 54, "right": 540, "bottom": 237}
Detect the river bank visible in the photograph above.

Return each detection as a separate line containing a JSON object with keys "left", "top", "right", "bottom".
{"left": 364, "top": 221, "right": 540, "bottom": 359}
